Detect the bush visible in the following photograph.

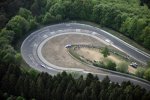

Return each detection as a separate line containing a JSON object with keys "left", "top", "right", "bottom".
{"left": 117, "top": 62, "right": 128, "bottom": 73}
{"left": 93, "top": 61, "right": 105, "bottom": 68}
{"left": 135, "top": 67, "right": 145, "bottom": 78}
{"left": 105, "top": 60, "right": 116, "bottom": 71}
{"left": 101, "top": 47, "right": 110, "bottom": 58}
{"left": 144, "top": 68, "right": 150, "bottom": 81}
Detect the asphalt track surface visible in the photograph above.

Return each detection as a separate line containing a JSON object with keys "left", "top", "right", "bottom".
{"left": 21, "top": 23, "right": 150, "bottom": 91}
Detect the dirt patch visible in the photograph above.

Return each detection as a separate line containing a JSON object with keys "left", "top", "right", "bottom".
{"left": 128, "top": 66, "right": 136, "bottom": 74}
{"left": 42, "top": 33, "right": 136, "bottom": 74}
{"left": 76, "top": 47, "right": 135, "bottom": 74}
{"left": 76, "top": 48, "right": 122, "bottom": 64}
{"left": 76, "top": 48, "right": 102, "bottom": 61}
{"left": 42, "top": 33, "right": 107, "bottom": 73}
{"left": 107, "top": 55, "right": 122, "bottom": 64}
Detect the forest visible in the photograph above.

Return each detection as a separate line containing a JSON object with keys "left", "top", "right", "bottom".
{"left": 140, "top": 0, "right": 150, "bottom": 8}
{"left": 0, "top": 65, "right": 150, "bottom": 100}
{"left": 0, "top": 0, "right": 150, "bottom": 99}
{"left": 0, "top": 0, "right": 150, "bottom": 49}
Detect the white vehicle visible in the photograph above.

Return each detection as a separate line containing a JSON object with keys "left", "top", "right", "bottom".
{"left": 65, "top": 44, "right": 72, "bottom": 48}
{"left": 40, "top": 64, "right": 46, "bottom": 68}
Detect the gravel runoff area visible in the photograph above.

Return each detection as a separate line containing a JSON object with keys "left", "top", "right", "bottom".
{"left": 41, "top": 32, "right": 110, "bottom": 73}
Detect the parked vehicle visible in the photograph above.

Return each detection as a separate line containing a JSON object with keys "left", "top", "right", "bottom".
{"left": 130, "top": 62, "right": 138, "bottom": 68}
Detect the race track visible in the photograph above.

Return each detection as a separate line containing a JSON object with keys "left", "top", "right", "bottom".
{"left": 21, "top": 22, "right": 150, "bottom": 91}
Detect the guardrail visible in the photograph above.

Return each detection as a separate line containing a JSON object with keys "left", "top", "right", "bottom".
{"left": 67, "top": 45, "right": 150, "bottom": 85}
{"left": 95, "top": 65, "right": 150, "bottom": 85}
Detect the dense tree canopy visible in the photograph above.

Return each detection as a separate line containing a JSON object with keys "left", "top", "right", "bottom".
{"left": 0, "top": 0, "right": 34, "bottom": 28}
{"left": 0, "top": 66, "right": 150, "bottom": 100}
{"left": 6, "top": 15, "right": 30, "bottom": 41}
{"left": 0, "top": 0, "right": 150, "bottom": 50}
{"left": 140, "top": 0, "right": 150, "bottom": 8}
{"left": 0, "top": 0, "right": 150, "bottom": 99}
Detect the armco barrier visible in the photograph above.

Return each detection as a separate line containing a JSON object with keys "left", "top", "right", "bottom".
{"left": 67, "top": 45, "right": 150, "bottom": 85}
